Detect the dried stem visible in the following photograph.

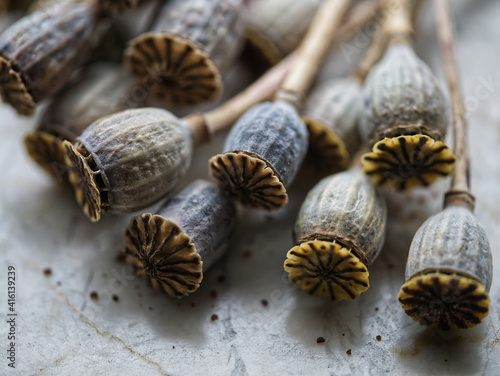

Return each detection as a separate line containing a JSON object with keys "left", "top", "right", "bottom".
{"left": 383, "top": 0, "right": 414, "bottom": 44}
{"left": 185, "top": 0, "right": 378, "bottom": 144}
{"left": 351, "top": 20, "right": 387, "bottom": 83}
{"left": 274, "top": 0, "right": 351, "bottom": 108}
{"left": 434, "top": 0, "right": 474, "bottom": 210}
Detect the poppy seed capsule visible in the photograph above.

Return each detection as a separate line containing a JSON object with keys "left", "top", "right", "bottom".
{"left": 24, "top": 64, "right": 137, "bottom": 181}
{"left": 0, "top": 3, "right": 96, "bottom": 115}
{"left": 360, "top": 44, "right": 456, "bottom": 190}
{"left": 209, "top": 100, "right": 309, "bottom": 210}
{"left": 125, "top": 0, "right": 244, "bottom": 106}
{"left": 398, "top": 205, "right": 492, "bottom": 330}
{"left": 244, "top": 0, "right": 321, "bottom": 66}
{"left": 285, "top": 169, "right": 387, "bottom": 301}
{"left": 301, "top": 78, "right": 362, "bottom": 175}
{"left": 64, "top": 108, "right": 193, "bottom": 222}
{"left": 124, "top": 179, "right": 237, "bottom": 298}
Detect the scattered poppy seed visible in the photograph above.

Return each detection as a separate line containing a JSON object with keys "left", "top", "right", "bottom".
{"left": 376, "top": 335, "right": 382, "bottom": 341}
{"left": 172, "top": 346, "right": 175, "bottom": 349}
{"left": 211, "top": 290, "right": 218, "bottom": 299}
{"left": 190, "top": 302, "right": 196, "bottom": 308}
{"left": 261, "top": 299, "right": 269, "bottom": 307}
{"left": 375, "top": 307, "right": 379, "bottom": 312}
{"left": 149, "top": 307, "right": 153, "bottom": 311}
{"left": 56, "top": 281, "right": 61, "bottom": 286}
{"left": 217, "top": 275, "right": 226, "bottom": 283}
{"left": 112, "top": 295, "right": 119, "bottom": 302}
{"left": 211, "top": 314, "right": 218, "bottom": 321}
{"left": 346, "top": 349, "right": 352, "bottom": 356}
{"left": 90, "top": 291, "right": 99, "bottom": 301}
{"left": 317, "top": 337, "right": 325, "bottom": 344}
{"left": 43, "top": 268, "right": 52, "bottom": 276}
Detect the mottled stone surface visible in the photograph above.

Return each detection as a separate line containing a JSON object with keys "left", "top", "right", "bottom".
{"left": 1, "top": 1, "right": 500, "bottom": 375}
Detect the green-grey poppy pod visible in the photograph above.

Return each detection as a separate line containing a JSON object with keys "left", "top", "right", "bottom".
{"left": 285, "top": 168, "right": 387, "bottom": 301}
{"left": 399, "top": 205, "right": 493, "bottom": 330}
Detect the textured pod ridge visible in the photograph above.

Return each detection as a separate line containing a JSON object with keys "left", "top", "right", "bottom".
{"left": 64, "top": 140, "right": 109, "bottom": 222}
{"left": 362, "top": 135, "right": 456, "bottom": 190}
{"left": 0, "top": 56, "right": 35, "bottom": 115}
{"left": 24, "top": 131, "right": 67, "bottom": 180}
{"left": 359, "top": 44, "right": 448, "bottom": 144}
{"left": 125, "top": 32, "right": 222, "bottom": 106}
{"left": 284, "top": 240, "right": 369, "bottom": 301}
{"left": 398, "top": 270, "right": 490, "bottom": 330}
{"left": 209, "top": 150, "right": 288, "bottom": 210}
{"left": 302, "top": 118, "right": 350, "bottom": 176}
{"left": 293, "top": 169, "right": 387, "bottom": 265}
{"left": 125, "top": 213, "right": 203, "bottom": 298}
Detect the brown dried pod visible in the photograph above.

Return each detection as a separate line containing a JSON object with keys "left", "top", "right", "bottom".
{"left": 359, "top": 44, "right": 456, "bottom": 190}
{"left": 301, "top": 78, "right": 362, "bottom": 176}
{"left": 243, "top": 0, "right": 321, "bottom": 67}
{"left": 124, "top": 179, "right": 237, "bottom": 298}
{"left": 284, "top": 168, "right": 387, "bottom": 301}
{"left": 124, "top": 0, "right": 244, "bottom": 106}
{"left": 398, "top": 205, "right": 492, "bottom": 330}
{"left": 0, "top": 3, "right": 97, "bottom": 115}
{"left": 64, "top": 108, "right": 193, "bottom": 222}
{"left": 24, "top": 63, "right": 137, "bottom": 181}
{"left": 209, "top": 100, "right": 308, "bottom": 210}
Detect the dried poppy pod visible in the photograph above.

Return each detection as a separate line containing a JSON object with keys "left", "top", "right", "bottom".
{"left": 0, "top": 3, "right": 97, "bottom": 115}
{"left": 284, "top": 168, "right": 387, "bottom": 301}
{"left": 243, "top": 0, "right": 321, "bottom": 67}
{"left": 398, "top": 205, "right": 492, "bottom": 330}
{"left": 209, "top": 100, "right": 309, "bottom": 210}
{"left": 24, "top": 64, "right": 137, "bottom": 181}
{"left": 301, "top": 78, "right": 362, "bottom": 175}
{"left": 359, "top": 44, "right": 456, "bottom": 190}
{"left": 124, "top": 179, "right": 237, "bottom": 298}
{"left": 64, "top": 108, "right": 193, "bottom": 222}
{"left": 124, "top": 0, "right": 244, "bottom": 106}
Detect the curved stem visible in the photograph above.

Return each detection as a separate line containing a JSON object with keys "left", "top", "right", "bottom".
{"left": 434, "top": 0, "right": 474, "bottom": 210}
{"left": 383, "top": 0, "right": 414, "bottom": 44}
{"left": 274, "top": 0, "right": 352, "bottom": 108}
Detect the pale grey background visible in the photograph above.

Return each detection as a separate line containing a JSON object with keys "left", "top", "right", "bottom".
{"left": 1, "top": 1, "right": 499, "bottom": 375}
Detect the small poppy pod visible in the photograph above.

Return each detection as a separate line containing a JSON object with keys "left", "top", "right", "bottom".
{"left": 124, "top": 179, "right": 237, "bottom": 298}
{"left": 285, "top": 168, "right": 387, "bottom": 301}
{"left": 125, "top": 0, "right": 245, "bottom": 106}
{"left": 243, "top": 0, "right": 321, "bottom": 67}
{"left": 209, "top": 100, "right": 309, "bottom": 211}
{"left": 0, "top": 3, "right": 96, "bottom": 115}
{"left": 24, "top": 64, "right": 136, "bottom": 181}
{"left": 63, "top": 108, "right": 193, "bottom": 222}
{"left": 399, "top": 205, "right": 493, "bottom": 330}
{"left": 301, "top": 78, "right": 362, "bottom": 175}
{"left": 359, "top": 44, "right": 456, "bottom": 190}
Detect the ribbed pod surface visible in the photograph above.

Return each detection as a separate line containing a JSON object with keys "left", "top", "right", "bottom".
{"left": 406, "top": 205, "right": 492, "bottom": 289}
{"left": 0, "top": 4, "right": 95, "bottom": 106}
{"left": 75, "top": 108, "right": 193, "bottom": 214}
{"left": 294, "top": 169, "right": 387, "bottom": 264}
{"left": 359, "top": 44, "right": 448, "bottom": 143}
{"left": 223, "top": 100, "right": 308, "bottom": 186}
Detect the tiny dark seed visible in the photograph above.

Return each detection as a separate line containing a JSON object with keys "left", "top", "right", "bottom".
{"left": 43, "top": 268, "right": 52, "bottom": 276}
{"left": 317, "top": 337, "right": 325, "bottom": 344}
{"left": 211, "top": 314, "right": 218, "bottom": 321}
{"left": 112, "top": 295, "right": 119, "bottom": 302}
{"left": 149, "top": 307, "right": 153, "bottom": 311}
{"left": 217, "top": 275, "right": 226, "bottom": 283}
{"left": 261, "top": 299, "right": 269, "bottom": 307}
{"left": 115, "top": 252, "right": 127, "bottom": 264}
{"left": 376, "top": 335, "right": 382, "bottom": 341}
{"left": 211, "top": 290, "right": 218, "bottom": 299}
{"left": 346, "top": 349, "right": 352, "bottom": 356}
{"left": 90, "top": 291, "right": 99, "bottom": 301}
